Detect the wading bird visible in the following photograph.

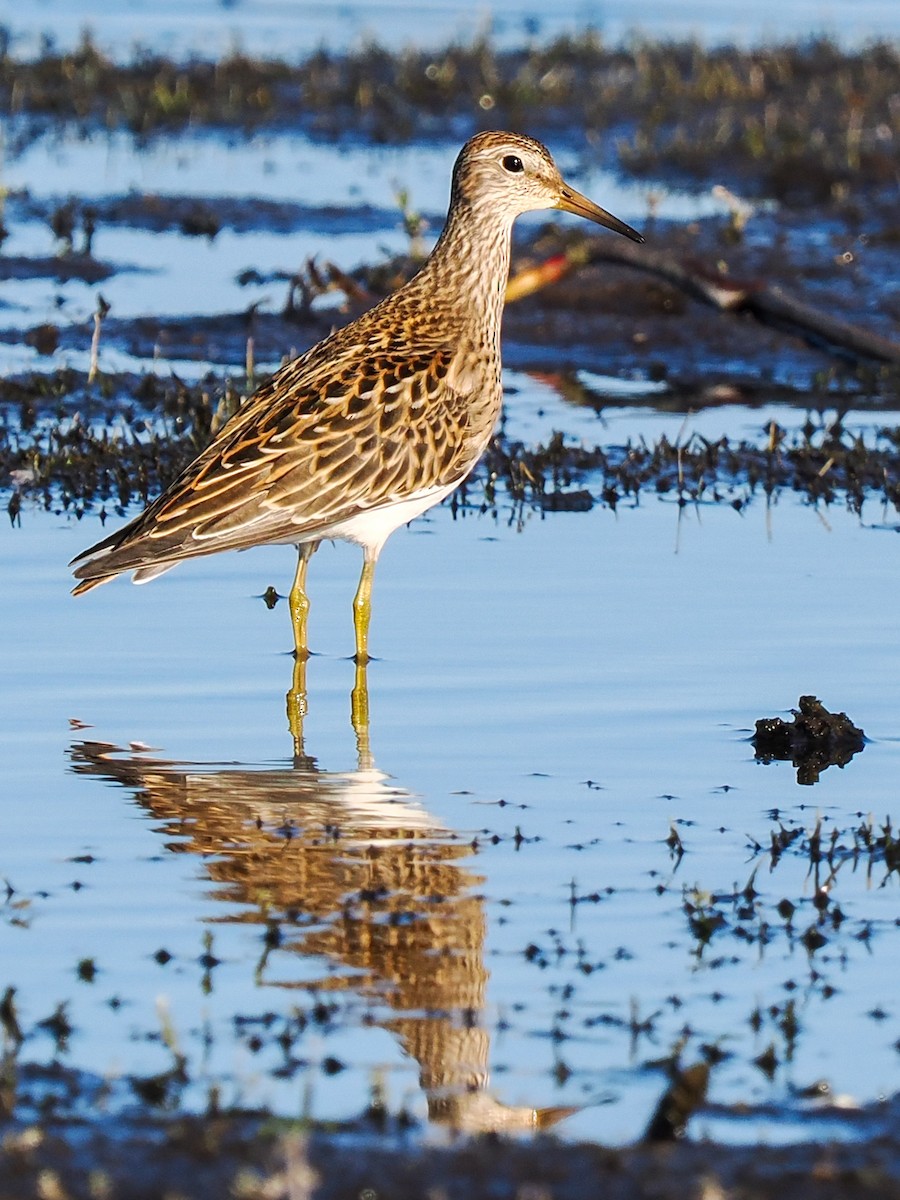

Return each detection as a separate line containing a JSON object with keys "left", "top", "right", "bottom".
{"left": 71, "top": 131, "right": 642, "bottom": 660}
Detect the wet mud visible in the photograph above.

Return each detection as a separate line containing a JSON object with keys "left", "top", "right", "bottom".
{"left": 2, "top": 188, "right": 899, "bottom": 386}
{"left": 2, "top": 1096, "right": 900, "bottom": 1200}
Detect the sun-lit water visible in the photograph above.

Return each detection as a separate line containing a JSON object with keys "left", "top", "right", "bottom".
{"left": 3, "top": 379, "right": 900, "bottom": 1142}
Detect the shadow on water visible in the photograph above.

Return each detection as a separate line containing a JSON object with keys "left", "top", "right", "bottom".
{"left": 68, "top": 658, "right": 575, "bottom": 1136}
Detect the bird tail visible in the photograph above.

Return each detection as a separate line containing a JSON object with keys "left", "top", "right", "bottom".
{"left": 71, "top": 574, "right": 112, "bottom": 596}
{"left": 70, "top": 517, "right": 179, "bottom": 594}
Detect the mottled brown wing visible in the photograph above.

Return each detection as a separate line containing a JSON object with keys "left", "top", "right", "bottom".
{"left": 72, "top": 337, "right": 479, "bottom": 581}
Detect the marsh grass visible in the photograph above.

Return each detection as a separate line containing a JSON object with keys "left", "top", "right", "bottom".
{"left": 5, "top": 369, "right": 900, "bottom": 524}
{"left": 1, "top": 31, "right": 898, "bottom": 200}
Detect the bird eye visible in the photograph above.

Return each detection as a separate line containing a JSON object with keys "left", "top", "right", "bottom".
{"left": 502, "top": 155, "right": 524, "bottom": 173}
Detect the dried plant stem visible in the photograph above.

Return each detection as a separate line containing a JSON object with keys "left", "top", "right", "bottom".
{"left": 88, "top": 294, "right": 110, "bottom": 383}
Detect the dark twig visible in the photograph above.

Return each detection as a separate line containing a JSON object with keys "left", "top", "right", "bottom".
{"left": 507, "top": 240, "right": 900, "bottom": 366}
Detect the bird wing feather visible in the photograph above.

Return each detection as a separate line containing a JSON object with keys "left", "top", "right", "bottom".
{"left": 71, "top": 330, "right": 481, "bottom": 579}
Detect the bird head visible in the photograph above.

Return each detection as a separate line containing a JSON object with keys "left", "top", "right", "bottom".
{"left": 453, "top": 130, "right": 643, "bottom": 242}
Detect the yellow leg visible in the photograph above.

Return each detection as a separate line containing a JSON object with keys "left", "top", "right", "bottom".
{"left": 289, "top": 541, "right": 317, "bottom": 659}
{"left": 350, "top": 658, "right": 373, "bottom": 770}
{"left": 352, "top": 551, "right": 377, "bottom": 665}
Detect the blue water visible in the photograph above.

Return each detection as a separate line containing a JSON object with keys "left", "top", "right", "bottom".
{"left": 3, "top": 387, "right": 900, "bottom": 1142}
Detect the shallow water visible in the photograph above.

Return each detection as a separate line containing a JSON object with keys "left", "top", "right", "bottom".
{"left": 3, "top": 379, "right": 900, "bottom": 1144}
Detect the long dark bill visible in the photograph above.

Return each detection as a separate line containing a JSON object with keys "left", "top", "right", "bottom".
{"left": 557, "top": 183, "right": 644, "bottom": 243}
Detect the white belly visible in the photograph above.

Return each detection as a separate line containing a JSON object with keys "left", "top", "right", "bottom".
{"left": 302, "top": 478, "right": 462, "bottom": 554}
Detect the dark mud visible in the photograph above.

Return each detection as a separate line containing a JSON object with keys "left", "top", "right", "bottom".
{"left": 2, "top": 1096, "right": 900, "bottom": 1199}
{"left": 2, "top": 173, "right": 899, "bottom": 387}
{"left": 8, "top": 191, "right": 399, "bottom": 240}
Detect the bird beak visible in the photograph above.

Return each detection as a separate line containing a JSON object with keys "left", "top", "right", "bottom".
{"left": 557, "top": 184, "right": 644, "bottom": 243}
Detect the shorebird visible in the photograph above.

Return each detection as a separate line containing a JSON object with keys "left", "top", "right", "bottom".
{"left": 71, "top": 131, "right": 642, "bottom": 661}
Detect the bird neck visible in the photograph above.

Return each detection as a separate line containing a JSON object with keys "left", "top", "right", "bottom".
{"left": 417, "top": 196, "right": 515, "bottom": 338}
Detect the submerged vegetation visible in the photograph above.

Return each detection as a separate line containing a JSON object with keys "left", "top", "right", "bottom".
{"left": 4, "top": 367, "right": 900, "bottom": 524}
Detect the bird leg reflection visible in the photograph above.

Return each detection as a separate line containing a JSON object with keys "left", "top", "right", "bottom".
{"left": 285, "top": 651, "right": 309, "bottom": 761}
{"left": 287, "top": 630, "right": 373, "bottom": 767}
{"left": 350, "top": 658, "right": 373, "bottom": 770}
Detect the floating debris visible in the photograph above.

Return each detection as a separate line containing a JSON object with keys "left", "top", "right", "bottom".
{"left": 752, "top": 695, "right": 866, "bottom": 784}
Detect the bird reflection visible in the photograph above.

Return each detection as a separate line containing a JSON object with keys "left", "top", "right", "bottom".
{"left": 68, "top": 659, "right": 572, "bottom": 1135}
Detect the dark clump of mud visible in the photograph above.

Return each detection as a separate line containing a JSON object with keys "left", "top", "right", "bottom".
{"left": 753, "top": 695, "right": 866, "bottom": 784}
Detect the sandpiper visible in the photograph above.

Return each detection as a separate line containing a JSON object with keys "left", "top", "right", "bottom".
{"left": 71, "top": 131, "right": 642, "bottom": 660}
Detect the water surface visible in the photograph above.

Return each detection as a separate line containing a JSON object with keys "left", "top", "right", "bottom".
{"left": 3, "top": 385, "right": 899, "bottom": 1143}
